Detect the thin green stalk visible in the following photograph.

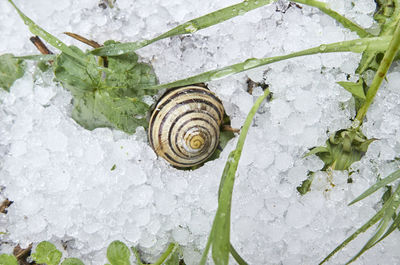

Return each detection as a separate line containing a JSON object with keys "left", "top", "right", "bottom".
{"left": 7, "top": 0, "right": 85, "bottom": 64}
{"left": 230, "top": 244, "right": 249, "bottom": 265}
{"left": 356, "top": 20, "right": 400, "bottom": 123}
{"left": 91, "top": 0, "right": 277, "bottom": 56}
{"left": 152, "top": 243, "right": 177, "bottom": 265}
{"left": 199, "top": 222, "right": 215, "bottom": 265}
{"left": 141, "top": 36, "right": 391, "bottom": 91}
{"left": 292, "top": 0, "right": 371, "bottom": 38}
{"left": 131, "top": 247, "right": 144, "bottom": 265}
{"left": 212, "top": 88, "right": 270, "bottom": 265}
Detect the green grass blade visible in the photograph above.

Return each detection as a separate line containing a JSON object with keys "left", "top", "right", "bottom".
{"left": 152, "top": 243, "right": 176, "bottom": 265}
{"left": 92, "top": 0, "right": 277, "bottom": 56}
{"left": 370, "top": 203, "right": 400, "bottom": 247}
{"left": 141, "top": 36, "right": 391, "bottom": 91}
{"left": 349, "top": 169, "right": 400, "bottom": 205}
{"left": 346, "top": 184, "right": 400, "bottom": 264}
{"left": 130, "top": 247, "right": 144, "bottom": 265}
{"left": 199, "top": 222, "right": 215, "bottom": 265}
{"left": 212, "top": 89, "right": 270, "bottom": 265}
{"left": 356, "top": 20, "right": 400, "bottom": 122}
{"left": 230, "top": 244, "right": 249, "bottom": 265}
{"left": 7, "top": 0, "right": 86, "bottom": 64}
{"left": 292, "top": 0, "right": 371, "bottom": 37}
{"left": 13, "top": 54, "right": 56, "bottom": 61}
{"left": 319, "top": 198, "right": 392, "bottom": 264}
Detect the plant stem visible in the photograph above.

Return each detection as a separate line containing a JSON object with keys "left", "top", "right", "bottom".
{"left": 152, "top": 243, "right": 176, "bottom": 265}
{"left": 212, "top": 88, "right": 270, "bottom": 265}
{"left": 292, "top": 0, "right": 371, "bottom": 37}
{"left": 7, "top": 0, "right": 85, "bottom": 64}
{"left": 91, "top": 0, "right": 277, "bottom": 56}
{"left": 141, "top": 36, "right": 391, "bottom": 91}
{"left": 230, "top": 244, "right": 249, "bottom": 265}
{"left": 355, "top": 20, "right": 400, "bottom": 123}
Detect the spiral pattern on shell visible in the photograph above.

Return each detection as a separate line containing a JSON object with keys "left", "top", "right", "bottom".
{"left": 148, "top": 85, "right": 225, "bottom": 168}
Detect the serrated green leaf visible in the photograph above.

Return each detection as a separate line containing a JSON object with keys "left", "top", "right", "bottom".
{"left": 337, "top": 81, "right": 366, "bottom": 99}
{"left": 0, "top": 254, "right": 18, "bottom": 265}
{"left": 54, "top": 47, "right": 100, "bottom": 96}
{"left": 61, "top": 258, "right": 85, "bottom": 265}
{"left": 71, "top": 93, "right": 113, "bottom": 130}
{"left": 103, "top": 41, "right": 157, "bottom": 98}
{"left": 309, "top": 128, "right": 375, "bottom": 171}
{"left": 31, "top": 241, "right": 62, "bottom": 265}
{"left": 94, "top": 91, "right": 149, "bottom": 133}
{"left": 106, "top": 241, "right": 131, "bottom": 265}
{"left": 0, "top": 53, "right": 26, "bottom": 91}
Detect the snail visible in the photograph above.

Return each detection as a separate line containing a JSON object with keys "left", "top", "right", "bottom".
{"left": 148, "top": 85, "right": 225, "bottom": 168}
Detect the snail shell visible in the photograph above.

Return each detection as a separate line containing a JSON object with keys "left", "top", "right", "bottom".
{"left": 148, "top": 85, "right": 225, "bottom": 168}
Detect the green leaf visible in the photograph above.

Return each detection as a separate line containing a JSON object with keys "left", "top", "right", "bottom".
{"left": 308, "top": 128, "right": 376, "bottom": 171}
{"left": 106, "top": 241, "right": 131, "bottom": 265}
{"left": 296, "top": 173, "right": 315, "bottom": 195}
{"left": 337, "top": 80, "right": 366, "bottom": 99}
{"left": 71, "top": 93, "right": 114, "bottom": 131}
{"left": 61, "top": 258, "right": 85, "bottom": 265}
{"left": 207, "top": 128, "right": 235, "bottom": 163}
{"left": 94, "top": 91, "right": 149, "bottom": 133}
{"left": 0, "top": 53, "right": 26, "bottom": 91}
{"left": 303, "top": 146, "right": 329, "bottom": 158}
{"left": 103, "top": 41, "right": 158, "bottom": 98}
{"left": 349, "top": 169, "right": 400, "bottom": 205}
{"left": 31, "top": 241, "right": 62, "bottom": 265}
{"left": 91, "top": 0, "right": 277, "bottom": 56}
{"left": 0, "top": 254, "right": 18, "bottom": 265}
{"left": 54, "top": 47, "right": 100, "bottom": 96}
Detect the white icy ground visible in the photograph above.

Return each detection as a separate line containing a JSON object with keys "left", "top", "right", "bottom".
{"left": 1, "top": 0, "right": 400, "bottom": 264}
